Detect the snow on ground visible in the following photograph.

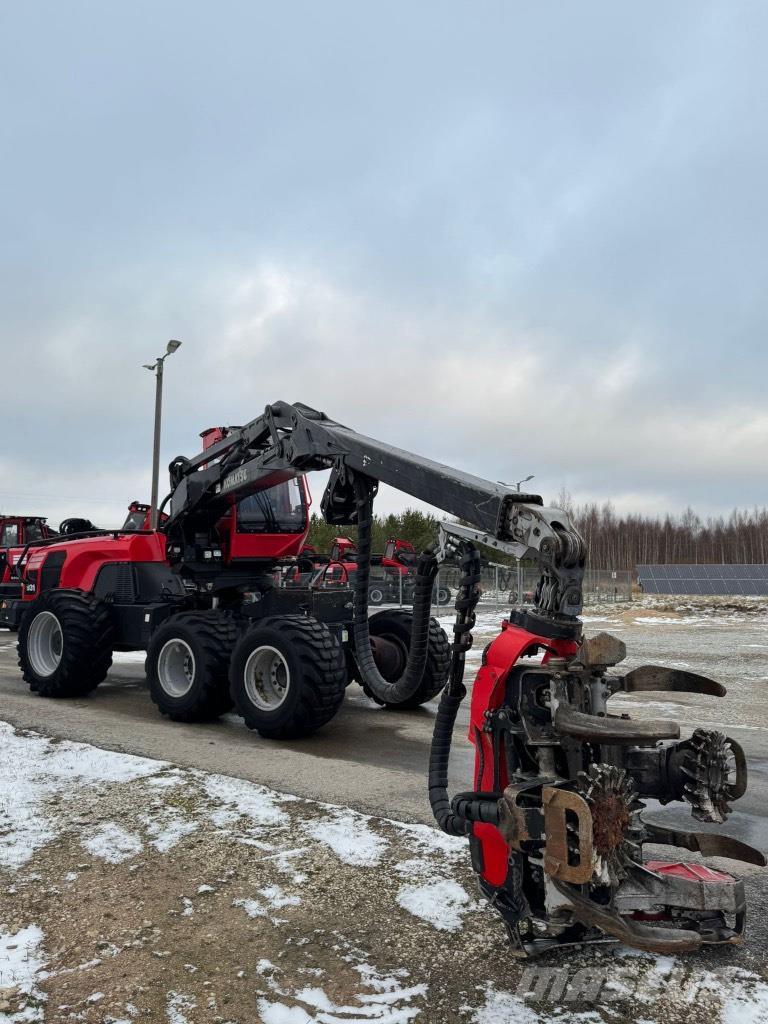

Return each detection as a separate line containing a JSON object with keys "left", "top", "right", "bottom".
{"left": 0, "top": 722, "right": 160, "bottom": 870}
{"left": 256, "top": 956, "right": 428, "bottom": 1024}
{"left": 0, "top": 925, "right": 46, "bottom": 1021}
{"left": 0, "top": 721, "right": 767, "bottom": 1022}
{"left": 81, "top": 823, "right": 143, "bottom": 864}
{"left": 396, "top": 877, "right": 472, "bottom": 932}
{"left": 303, "top": 809, "right": 387, "bottom": 867}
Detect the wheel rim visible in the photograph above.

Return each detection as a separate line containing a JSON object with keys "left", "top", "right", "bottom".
{"left": 370, "top": 588, "right": 384, "bottom": 603}
{"left": 243, "top": 645, "right": 290, "bottom": 711}
{"left": 27, "top": 611, "right": 63, "bottom": 677}
{"left": 370, "top": 633, "right": 406, "bottom": 680}
{"left": 157, "top": 638, "right": 196, "bottom": 698}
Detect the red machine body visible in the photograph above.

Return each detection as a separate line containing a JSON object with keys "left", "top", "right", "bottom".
{"left": 21, "top": 532, "right": 167, "bottom": 597}
{"left": 469, "top": 621, "right": 577, "bottom": 888}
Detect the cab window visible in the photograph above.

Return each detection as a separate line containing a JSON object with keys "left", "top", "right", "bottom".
{"left": 123, "top": 511, "right": 146, "bottom": 531}
{"left": 25, "top": 521, "right": 44, "bottom": 542}
{"left": 0, "top": 524, "right": 19, "bottom": 547}
{"left": 236, "top": 479, "right": 306, "bottom": 534}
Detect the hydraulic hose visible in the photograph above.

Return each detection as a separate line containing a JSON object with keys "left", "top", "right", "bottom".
{"left": 429, "top": 544, "right": 502, "bottom": 835}
{"left": 351, "top": 477, "right": 439, "bottom": 704}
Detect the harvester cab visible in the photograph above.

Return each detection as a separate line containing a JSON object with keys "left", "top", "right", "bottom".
{"left": 383, "top": 537, "right": 417, "bottom": 570}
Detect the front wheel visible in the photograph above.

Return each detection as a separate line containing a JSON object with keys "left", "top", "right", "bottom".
{"left": 18, "top": 589, "right": 114, "bottom": 697}
{"left": 146, "top": 611, "right": 237, "bottom": 722}
{"left": 229, "top": 615, "right": 346, "bottom": 739}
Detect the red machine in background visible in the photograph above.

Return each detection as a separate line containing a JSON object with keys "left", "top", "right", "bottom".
{"left": 300, "top": 535, "right": 452, "bottom": 605}
{"left": 122, "top": 501, "right": 169, "bottom": 532}
{"left": 0, "top": 517, "right": 58, "bottom": 607}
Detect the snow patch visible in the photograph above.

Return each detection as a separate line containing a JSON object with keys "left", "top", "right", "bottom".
{"left": 259, "top": 884, "right": 301, "bottom": 910}
{"left": 304, "top": 810, "right": 386, "bottom": 867}
{"left": 82, "top": 822, "right": 143, "bottom": 864}
{"left": 466, "top": 984, "right": 542, "bottom": 1024}
{"left": 232, "top": 883, "right": 300, "bottom": 921}
{"left": 0, "top": 722, "right": 163, "bottom": 869}
{"left": 0, "top": 925, "right": 46, "bottom": 1021}
{"left": 397, "top": 878, "right": 471, "bottom": 931}
{"left": 257, "top": 960, "right": 427, "bottom": 1024}
{"left": 166, "top": 991, "right": 196, "bottom": 1024}
{"left": 145, "top": 772, "right": 186, "bottom": 790}
{"left": 203, "top": 773, "right": 292, "bottom": 829}
{"left": 141, "top": 808, "right": 197, "bottom": 853}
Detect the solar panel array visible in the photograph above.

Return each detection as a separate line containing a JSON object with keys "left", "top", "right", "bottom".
{"left": 637, "top": 564, "right": 768, "bottom": 596}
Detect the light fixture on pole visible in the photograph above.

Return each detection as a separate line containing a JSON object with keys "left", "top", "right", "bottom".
{"left": 144, "top": 340, "right": 182, "bottom": 530}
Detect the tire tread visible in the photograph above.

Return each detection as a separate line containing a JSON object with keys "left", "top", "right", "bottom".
{"left": 18, "top": 589, "right": 114, "bottom": 698}
{"left": 148, "top": 611, "right": 237, "bottom": 722}
{"left": 233, "top": 615, "right": 346, "bottom": 739}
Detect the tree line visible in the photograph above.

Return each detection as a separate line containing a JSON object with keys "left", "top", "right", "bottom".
{"left": 307, "top": 509, "right": 443, "bottom": 558}
{"left": 308, "top": 501, "right": 768, "bottom": 570}
{"left": 564, "top": 501, "right": 768, "bottom": 569}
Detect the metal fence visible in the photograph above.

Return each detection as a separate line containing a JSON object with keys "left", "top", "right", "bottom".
{"left": 278, "top": 563, "right": 633, "bottom": 611}
{"left": 431, "top": 565, "right": 633, "bottom": 611}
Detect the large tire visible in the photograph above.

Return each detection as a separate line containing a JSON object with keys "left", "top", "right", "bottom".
{"left": 18, "top": 589, "right": 114, "bottom": 697}
{"left": 359, "top": 608, "right": 451, "bottom": 710}
{"left": 434, "top": 584, "right": 452, "bottom": 606}
{"left": 229, "top": 615, "right": 346, "bottom": 739}
{"left": 146, "top": 611, "right": 237, "bottom": 722}
{"left": 367, "top": 583, "right": 386, "bottom": 606}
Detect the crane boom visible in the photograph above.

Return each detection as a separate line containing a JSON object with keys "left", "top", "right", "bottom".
{"left": 163, "top": 401, "right": 585, "bottom": 628}
{"left": 167, "top": 402, "right": 540, "bottom": 536}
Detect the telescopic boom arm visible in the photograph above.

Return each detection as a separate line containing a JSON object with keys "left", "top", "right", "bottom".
{"left": 164, "top": 401, "right": 585, "bottom": 628}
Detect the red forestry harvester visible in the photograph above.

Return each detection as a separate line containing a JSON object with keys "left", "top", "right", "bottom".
{"left": 0, "top": 401, "right": 762, "bottom": 954}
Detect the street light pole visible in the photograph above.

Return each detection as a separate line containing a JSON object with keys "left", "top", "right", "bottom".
{"left": 514, "top": 474, "right": 534, "bottom": 604}
{"left": 144, "top": 340, "right": 182, "bottom": 530}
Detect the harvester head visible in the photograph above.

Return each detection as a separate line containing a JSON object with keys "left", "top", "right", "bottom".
{"left": 466, "top": 627, "right": 763, "bottom": 955}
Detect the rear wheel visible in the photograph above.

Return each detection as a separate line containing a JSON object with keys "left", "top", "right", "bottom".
{"left": 368, "top": 584, "right": 386, "bottom": 606}
{"left": 434, "top": 584, "right": 452, "bottom": 606}
{"left": 146, "top": 611, "right": 237, "bottom": 722}
{"left": 358, "top": 608, "right": 451, "bottom": 710}
{"left": 18, "top": 589, "right": 114, "bottom": 697}
{"left": 229, "top": 615, "right": 346, "bottom": 739}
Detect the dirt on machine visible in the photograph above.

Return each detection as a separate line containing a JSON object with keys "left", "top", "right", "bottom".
{"left": 0, "top": 400, "right": 763, "bottom": 956}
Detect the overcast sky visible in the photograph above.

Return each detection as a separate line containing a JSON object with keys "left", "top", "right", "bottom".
{"left": 1, "top": 2, "right": 766, "bottom": 527}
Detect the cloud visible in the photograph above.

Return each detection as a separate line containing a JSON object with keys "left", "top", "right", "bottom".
{"left": 1, "top": 1, "right": 767, "bottom": 527}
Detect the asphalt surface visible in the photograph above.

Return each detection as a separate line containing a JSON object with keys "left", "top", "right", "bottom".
{"left": 1, "top": 607, "right": 767, "bottom": 850}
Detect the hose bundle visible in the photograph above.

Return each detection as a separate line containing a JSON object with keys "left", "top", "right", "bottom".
{"left": 351, "top": 477, "right": 440, "bottom": 705}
